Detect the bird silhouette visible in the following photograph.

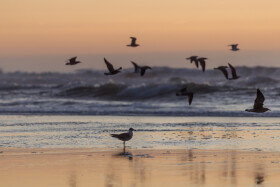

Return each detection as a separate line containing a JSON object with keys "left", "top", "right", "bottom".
{"left": 245, "top": 89, "right": 270, "bottom": 113}
{"left": 111, "top": 128, "right": 136, "bottom": 152}
{"left": 104, "top": 58, "right": 122, "bottom": 75}
{"left": 66, "top": 57, "right": 81, "bottom": 65}
{"left": 176, "top": 87, "right": 194, "bottom": 105}
{"left": 127, "top": 37, "right": 139, "bottom": 47}
{"left": 197, "top": 57, "right": 207, "bottom": 72}
{"left": 229, "top": 44, "right": 240, "bottom": 51}
{"left": 131, "top": 61, "right": 152, "bottom": 76}
{"left": 214, "top": 66, "right": 229, "bottom": 80}
{"left": 186, "top": 56, "right": 199, "bottom": 68}
{"left": 228, "top": 63, "right": 240, "bottom": 80}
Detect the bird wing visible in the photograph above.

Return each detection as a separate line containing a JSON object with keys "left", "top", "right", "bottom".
{"left": 69, "top": 57, "right": 77, "bottom": 63}
{"left": 188, "top": 93, "right": 194, "bottom": 105}
{"left": 228, "top": 63, "right": 237, "bottom": 78}
{"left": 131, "top": 61, "right": 140, "bottom": 72}
{"left": 199, "top": 59, "right": 206, "bottom": 72}
{"left": 219, "top": 67, "right": 229, "bottom": 79}
{"left": 104, "top": 58, "right": 115, "bottom": 72}
{"left": 253, "top": 89, "right": 265, "bottom": 109}
{"left": 140, "top": 66, "right": 151, "bottom": 76}
{"left": 130, "top": 37, "right": 137, "bottom": 45}
{"left": 111, "top": 132, "right": 130, "bottom": 140}
{"left": 194, "top": 60, "right": 199, "bottom": 68}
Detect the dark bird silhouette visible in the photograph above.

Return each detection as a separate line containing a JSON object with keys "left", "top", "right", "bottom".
{"left": 229, "top": 44, "right": 240, "bottom": 51}
{"left": 245, "top": 89, "right": 270, "bottom": 113}
{"left": 176, "top": 87, "right": 194, "bottom": 105}
{"left": 104, "top": 58, "right": 122, "bottom": 75}
{"left": 66, "top": 57, "right": 81, "bottom": 65}
{"left": 127, "top": 37, "right": 139, "bottom": 47}
{"left": 228, "top": 63, "right": 240, "bottom": 80}
{"left": 214, "top": 66, "right": 229, "bottom": 80}
{"left": 197, "top": 57, "right": 207, "bottom": 72}
{"left": 186, "top": 56, "right": 199, "bottom": 68}
{"left": 111, "top": 128, "right": 135, "bottom": 152}
{"left": 131, "top": 61, "right": 152, "bottom": 76}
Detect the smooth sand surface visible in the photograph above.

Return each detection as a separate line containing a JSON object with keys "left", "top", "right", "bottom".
{"left": 0, "top": 148, "right": 280, "bottom": 187}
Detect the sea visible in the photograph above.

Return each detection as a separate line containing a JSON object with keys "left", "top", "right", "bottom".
{"left": 0, "top": 66, "right": 279, "bottom": 150}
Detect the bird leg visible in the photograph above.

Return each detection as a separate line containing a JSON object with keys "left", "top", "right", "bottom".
{"left": 123, "top": 141, "right": 126, "bottom": 153}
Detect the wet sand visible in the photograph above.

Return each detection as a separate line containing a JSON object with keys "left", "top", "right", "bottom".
{"left": 0, "top": 148, "right": 280, "bottom": 186}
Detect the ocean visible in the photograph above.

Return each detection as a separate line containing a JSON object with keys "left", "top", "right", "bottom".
{"left": 0, "top": 66, "right": 279, "bottom": 150}
{"left": 0, "top": 66, "right": 278, "bottom": 116}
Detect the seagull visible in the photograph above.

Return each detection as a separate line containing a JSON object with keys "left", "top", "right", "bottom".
{"left": 186, "top": 56, "right": 199, "bottom": 68}
{"left": 127, "top": 37, "right": 139, "bottom": 47}
{"left": 111, "top": 128, "right": 136, "bottom": 152}
{"left": 245, "top": 89, "right": 270, "bottom": 113}
{"left": 229, "top": 44, "right": 240, "bottom": 51}
{"left": 197, "top": 57, "right": 207, "bottom": 72}
{"left": 228, "top": 63, "right": 240, "bottom": 80}
{"left": 131, "top": 61, "right": 152, "bottom": 76}
{"left": 104, "top": 58, "right": 122, "bottom": 75}
{"left": 176, "top": 87, "right": 194, "bottom": 105}
{"left": 66, "top": 57, "right": 81, "bottom": 65}
{"left": 214, "top": 66, "right": 229, "bottom": 80}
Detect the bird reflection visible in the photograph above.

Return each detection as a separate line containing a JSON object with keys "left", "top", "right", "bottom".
{"left": 113, "top": 151, "right": 133, "bottom": 160}
{"left": 254, "top": 165, "right": 265, "bottom": 185}
{"left": 68, "top": 172, "right": 77, "bottom": 187}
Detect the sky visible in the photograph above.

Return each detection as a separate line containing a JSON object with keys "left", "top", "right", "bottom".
{"left": 1, "top": 0, "right": 280, "bottom": 72}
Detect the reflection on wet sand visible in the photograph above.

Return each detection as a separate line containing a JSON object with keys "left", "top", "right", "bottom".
{"left": 0, "top": 148, "right": 280, "bottom": 187}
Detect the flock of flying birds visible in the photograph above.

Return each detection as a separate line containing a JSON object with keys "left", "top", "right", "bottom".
{"left": 65, "top": 37, "right": 270, "bottom": 114}
{"left": 65, "top": 38, "right": 270, "bottom": 149}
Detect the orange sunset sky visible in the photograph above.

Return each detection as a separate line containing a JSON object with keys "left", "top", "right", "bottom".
{"left": 1, "top": 0, "right": 280, "bottom": 72}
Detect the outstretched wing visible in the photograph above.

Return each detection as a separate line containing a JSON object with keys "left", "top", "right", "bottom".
{"left": 253, "top": 89, "right": 265, "bottom": 109}
{"left": 104, "top": 58, "right": 115, "bottom": 72}
{"left": 194, "top": 60, "right": 199, "bottom": 68}
{"left": 228, "top": 63, "right": 237, "bottom": 78}
{"left": 130, "top": 37, "right": 137, "bottom": 45}
{"left": 199, "top": 59, "right": 206, "bottom": 72}
{"left": 219, "top": 67, "right": 229, "bottom": 80}
{"left": 131, "top": 61, "right": 140, "bottom": 73}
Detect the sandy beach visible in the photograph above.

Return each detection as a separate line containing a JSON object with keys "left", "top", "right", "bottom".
{"left": 0, "top": 148, "right": 279, "bottom": 187}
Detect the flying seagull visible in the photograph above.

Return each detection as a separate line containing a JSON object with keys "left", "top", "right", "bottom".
{"left": 66, "top": 57, "right": 81, "bottom": 65}
{"left": 111, "top": 128, "right": 136, "bottom": 152}
{"left": 127, "top": 37, "right": 139, "bottom": 47}
{"left": 104, "top": 58, "right": 122, "bottom": 75}
{"left": 229, "top": 44, "right": 240, "bottom": 51}
{"left": 176, "top": 87, "right": 194, "bottom": 105}
{"left": 131, "top": 61, "right": 152, "bottom": 76}
{"left": 228, "top": 63, "right": 240, "bottom": 80}
{"left": 214, "top": 66, "right": 229, "bottom": 80}
{"left": 197, "top": 57, "right": 207, "bottom": 72}
{"left": 245, "top": 89, "right": 270, "bottom": 113}
{"left": 186, "top": 56, "right": 199, "bottom": 68}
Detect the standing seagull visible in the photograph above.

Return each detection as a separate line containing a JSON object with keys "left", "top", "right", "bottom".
{"left": 104, "top": 58, "right": 122, "bottom": 75}
{"left": 245, "top": 89, "right": 270, "bottom": 113}
{"left": 131, "top": 61, "right": 152, "bottom": 76}
{"left": 229, "top": 44, "right": 240, "bottom": 51}
{"left": 197, "top": 57, "right": 207, "bottom": 72}
{"left": 66, "top": 57, "right": 81, "bottom": 65}
{"left": 214, "top": 66, "right": 229, "bottom": 80}
{"left": 186, "top": 56, "right": 199, "bottom": 68}
{"left": 111, "top": 128, "right": 136, "bottom": 152}
{"left": 176, "top": 87, "right": 194, "bottom": 105}
{"left": 127, "top": 37, "right": 139, "bottom": 47}
{"left": 228, "top": 63, "right": 240, "bottom": 80}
